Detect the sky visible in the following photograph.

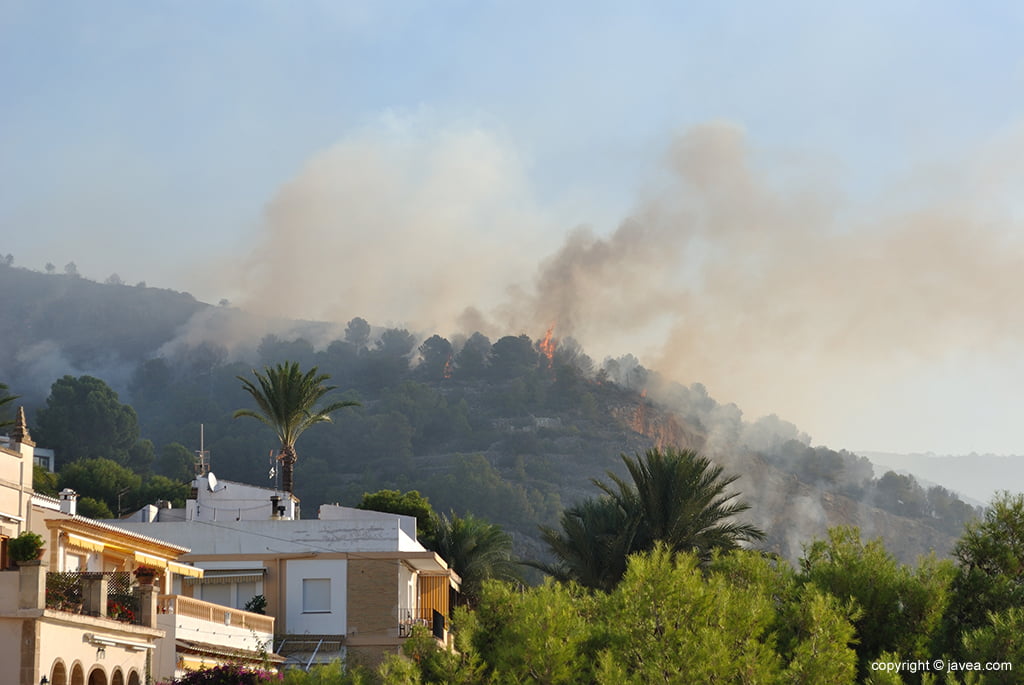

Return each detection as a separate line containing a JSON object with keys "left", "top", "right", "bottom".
{"left": 3, "top": 1, "right": 1024, "bottom": 457}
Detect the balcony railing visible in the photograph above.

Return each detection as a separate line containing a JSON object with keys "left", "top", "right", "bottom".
{"left": 158, "top": 594, "right": 274, "bottom": 635}
{"left": 397, "top": 606, "right": 446, "bottom": 640}
{"left": 45, "top": 571, "right": 143, "bottom": 625}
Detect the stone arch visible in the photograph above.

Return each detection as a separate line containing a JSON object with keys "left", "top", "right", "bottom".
{"left": 126, "top": 670, "right": 142, "bottom": 685}
{"left": 50, "top": 659, "right": 69, "bottom": 685}
{"left": 110, "top": 668, "right": 125, "bottom": 685}
{"left": 70, "top": 662, "right": 86, "bottom": 685}
{"left": 87, "top": 665, "right": 107, "bottom": 685}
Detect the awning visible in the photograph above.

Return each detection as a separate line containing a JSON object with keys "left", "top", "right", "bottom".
{"left": 134, "top": 552, "right": 170, "bottom": 568}
{"left": 66, "top": 533, "right": 106, "bottom": 553}
{"left": 185, "top": 568, "right": 266, "bottom": 585}
{"left": 0, "top": 511, "right": 24, "bottom": 524}
{"left": 168, "top": 560, "right": 204, "bottom": 578}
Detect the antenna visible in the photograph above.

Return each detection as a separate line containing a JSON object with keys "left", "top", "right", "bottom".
{"left": 269, "top": 450, "right": 281, "bottom": 491}
{"left": 195, "top": 423, "right": 211, "bottom": 477}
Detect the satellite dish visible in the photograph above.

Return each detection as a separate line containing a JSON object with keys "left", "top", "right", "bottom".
{"left": 207, "top": 472, "right": 219, "bottom": 492}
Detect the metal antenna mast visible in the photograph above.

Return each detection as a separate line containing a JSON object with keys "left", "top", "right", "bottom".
{"left": 195, "top": 423, "right": 211, "bottom": 477}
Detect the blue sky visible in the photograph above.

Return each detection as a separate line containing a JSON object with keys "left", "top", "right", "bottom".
{"left": 3, "top": 2, "right": 1024, "bottom": 457}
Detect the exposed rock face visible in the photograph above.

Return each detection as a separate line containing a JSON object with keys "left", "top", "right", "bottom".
{"left": 611, "top": 402, "right": 702, "bottom": 452}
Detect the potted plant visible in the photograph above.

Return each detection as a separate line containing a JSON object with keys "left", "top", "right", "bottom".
{"left": 9, "top": 531, "right": 45, "bottom": 565}
{"left": 133, "top": 565, "right": 158, "bottom": 584}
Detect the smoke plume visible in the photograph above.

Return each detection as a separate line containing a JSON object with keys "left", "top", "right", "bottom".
{"left": 224, "top": 119, "right": 1024, "bottom": 449}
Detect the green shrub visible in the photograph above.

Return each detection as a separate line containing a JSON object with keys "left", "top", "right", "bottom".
{"left": 9, "top": 531, "right": 44, "bottom": 563}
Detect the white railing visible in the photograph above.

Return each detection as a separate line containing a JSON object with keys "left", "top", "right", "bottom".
{"left": 158, "top": 594, "right": 274, "bottom": 635}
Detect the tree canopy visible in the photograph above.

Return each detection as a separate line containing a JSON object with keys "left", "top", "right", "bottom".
{"left": 357, "top": 489, "right": 438, "bottom": 545}
{"left": 433, "top": 511, "right": 521, "bottom": 606}
{"left": 35, "top": 375, "right": 142, "bottom": 464}
{"left": 536, "top": 447, "right": 763, "bottom": 590}
{"left": 0, "top": 382, "right": 18, "bottom": 429}
{"left": 234, "top": 361, "right": 359, "bottom": 494}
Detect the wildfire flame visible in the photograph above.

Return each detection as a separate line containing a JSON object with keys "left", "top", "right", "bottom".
{"left": 539, "top": 325, "right": 556, "bottom": 369}
{"left": 443, "top": 354, "right": 453, "bottom": 379}
{"left": 640, "top": 388, "right": 647, "bottom": 399}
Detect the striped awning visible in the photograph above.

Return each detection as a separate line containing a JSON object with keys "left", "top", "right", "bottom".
{"left": 66, "top": 533, "right": 106, "bottom": 553}
{"left": 185, "top": 568, "right": 266, "bottom": 585}
{"left": 134, "top": 552, "right": 170, "bottom": 568}
{"left": 168, "top": 560, "right": 204, "bottom": 578}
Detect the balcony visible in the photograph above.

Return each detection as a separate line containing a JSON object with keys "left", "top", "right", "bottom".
{"left": 398, "top": 606, "right": 447, "bottom": 640}
{"left": 46, "top": 571, "right": 145, "bottom": 625}
{"left": 157, "top": 594, "right": 274, "bottom": 646}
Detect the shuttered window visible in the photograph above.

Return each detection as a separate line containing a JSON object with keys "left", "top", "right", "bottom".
{"left": 302, "top": 578, "right": 331, "bottom": 613}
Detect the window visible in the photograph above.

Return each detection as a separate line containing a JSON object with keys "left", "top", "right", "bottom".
{"left": 302, "top": 578, "right": 331, "bottom": 613}
{"left": 200, "top": 583, "right": 232, "bottom": 608}
{"left": 235, "top": 580, "right": 257, "bottom": 610}
{"left": 0, "top": 536, "right": 7, "bottom": 569}
{"left": 65, "top": 554, "right": 83, "bottom": 571}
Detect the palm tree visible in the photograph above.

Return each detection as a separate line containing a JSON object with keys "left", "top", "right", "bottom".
{"left": 233, "top": 362, "right": 358, "bottom": 494}
{"left": 533, "top": 497, "right": 633, "bottom": 592}
{"left": 537, "top": 447, "right": 764, "bottom": 590}
{"left": 0, "top": 383, "right": 18, "bottom": 430}
{"left": 432, "top": 511, "right": 520, "bottom": 606}
{"left": 596, "top": 447, "right": 765, "bottom": 561}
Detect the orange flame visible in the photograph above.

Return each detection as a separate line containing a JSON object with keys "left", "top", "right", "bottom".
{"left": 539, "top": 325, "right": 556, "bottom": 368}
{"left": 640, "top": 388, "right": 647, "bottom": 399}
{"left": 443, "top": 354, "right": 453, "bottom": 379}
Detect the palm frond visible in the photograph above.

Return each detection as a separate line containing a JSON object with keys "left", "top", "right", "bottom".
{"left": 233, "top": 361, "right": 359, "bottom": 492}
{"left": 539, "top": 446, "right": 763, "bottom": 590}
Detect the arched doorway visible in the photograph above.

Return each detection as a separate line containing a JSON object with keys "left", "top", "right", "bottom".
{"left": 87, "top": 666, "right": 107, "bottom": 685}
{"left": 127, "top": 671, "right": 141, "bottom": 685}
{"left": 50, "top": 660, "right": 68, "bottom": 685}
{"left": 111, "top": 668, "right": 125, "bottom": 685}
{"left": 71, "top": 663, "right": 85, "bottom": 685}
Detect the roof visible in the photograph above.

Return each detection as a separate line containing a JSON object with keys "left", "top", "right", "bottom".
{"left": 175, "top": 638, "right": 286, "bottom": 664}
{"left": 35, "top": 494, "right": 191, "bottom": 554}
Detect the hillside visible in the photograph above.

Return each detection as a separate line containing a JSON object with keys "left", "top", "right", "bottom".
{"left": 0, "top": 264, "right": 979, "bottom": 565}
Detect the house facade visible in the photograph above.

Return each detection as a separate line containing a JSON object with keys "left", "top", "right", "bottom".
{"left": 117, "top": 474, "right": 460, "bottom": 668}
{"left": 1, "top": 409, "right": 166, "bottom": 685}
{"left": 1, "top": 409, "right": 277, "bottom": 684}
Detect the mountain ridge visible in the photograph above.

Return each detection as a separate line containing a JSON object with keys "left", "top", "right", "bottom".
{"left": 0, "top": 264, "right": 981, "bottom": 564}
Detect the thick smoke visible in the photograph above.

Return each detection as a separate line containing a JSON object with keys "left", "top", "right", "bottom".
{"left": 228, "top": 118, "right": 556, "bottom": 337}
{"left": 222, "top": 120, "right": 1024, "bottom": 449}
{"left": 515, "top": 123, "right": 1024, "bottom": 444}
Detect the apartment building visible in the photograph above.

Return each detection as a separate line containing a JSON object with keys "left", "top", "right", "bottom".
{"left": 117, "top": 473, "right": 460, "bottom": 668}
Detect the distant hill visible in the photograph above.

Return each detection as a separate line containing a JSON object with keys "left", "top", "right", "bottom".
{"left": 0, "top": 265, "right": 207, "bottom": 401}
{"left": 0, "top": 263, "right": 982, "bottom": 565}
{"left": 859, "top": 450, "right": 1020, "bottom": 506}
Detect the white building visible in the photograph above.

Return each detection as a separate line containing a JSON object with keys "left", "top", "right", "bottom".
{"left": 117, "top": 473, "right": 459, "bottom": 668}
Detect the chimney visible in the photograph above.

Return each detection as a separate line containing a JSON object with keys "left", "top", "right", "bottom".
{"left": 59, "top": 488, "right": 78, "bottom": 516}
{"left": 10, "top": 406, "right": 37, "bottom": 463}
{"left": 10, "top": 407, "right": 35, "bottom": 448}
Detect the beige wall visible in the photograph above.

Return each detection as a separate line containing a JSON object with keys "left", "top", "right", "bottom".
{"left": 346, "top": 558, "right": 402, "bottom": 668}
{"left": 348, "top": 558, "right": 399, "bottom": 635}
{"left": 0, "top": 446, "right": 30, "bottom": 543}
{"left": 36, "top": 619, "right": 158, "bottom": 685}
{"left": 0, "top": 617, "right": 21, "bottom": 683}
